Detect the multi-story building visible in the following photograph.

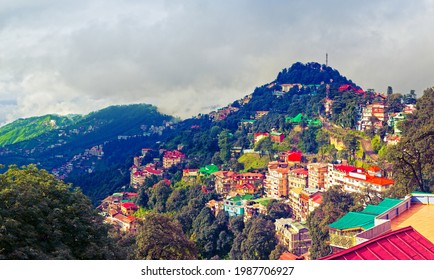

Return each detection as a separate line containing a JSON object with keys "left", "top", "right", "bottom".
{"left": 275, "top": 218, "right": 311, "bottom": 256}
{"left": 265, "top": 161, "right": 289, "bottom": 199}
{"left": 214, "top": 171, "right": 264, "bottom": 196}
{"left": 342, "top": 168, "right": 394, "bottom": 194}
{"left": 299, "top": 188, "right": 320, "bottom": 221}
{"left": 288, "top": 168, "right": 308, "bottom": 189}
{"left": 307, "top": 163, "right": 328, "bottom": 190}
{"left": 325, "top": 164, "right": 358, "bottom": 190}
{"left": 372, "top": 102, "right": 387, "bottom": 122}
{"left": 162, "top": 150, "right": 185, "bottom": 169}
{"left": 358, "top": 102, "right": 388, "bottom": 131}
{"left": 288, "top": 187, "right": 303, "bottom": 221}
{"left": 130, "top": 164, "right": 163, "bottom": 188}
{"left": 223, "top": 194, "right": 254, "bottom": 217}
{"left": 213, "top": 171, "right": 237, "bottom": 195}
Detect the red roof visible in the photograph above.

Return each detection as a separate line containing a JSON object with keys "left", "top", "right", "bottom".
{"left": 338, "top": 84, "right": 355, "bottom": 92}
{"left": 290, "top": 168, "right": 308, "bottom": 176}
{"left": 163, "top": 150, "right": 185, "bottom": 159}
{"left": 287, "top": 151, "right": 302, "bottom": 162}
{"left": 311, "top": 192, "right": 323, "bottom": 204}
{"left": 279, "top": 252, "right": 301, "bottom": 260}
{"left": 334, "top": 164, "right": 357, "bottom": 173}
{"left": 366, "top": 176, "right": 394, "bottom": 186}
{"left": 124, "top": 192, "right": 137, "bottom": 196}
{"left": 320, "top": 226, "right": 434, "bottom": 260}
{"left": 113, "top": 213, "right": 135, "bottom": 224}
{"left": 368, "top": 165, "right": 381, "bottom": 172}
{"left": 121, "top": 202, "right": 138, "bottom": 209}
{"left": 145, "top": 166, "right": 163, "bottom": 175}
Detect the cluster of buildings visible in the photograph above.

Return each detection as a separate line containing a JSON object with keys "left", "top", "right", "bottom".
{"left": 97, "top": 192, "right": 139, "bottom": 233}
{"left": 129, "top": 149, "right": 186, "bottom": 188}
{"left": 324, "top": 84, "right": 417, "bottom": 146}
{"left": 209, "top": 105, "right": 240, "bottom": 121}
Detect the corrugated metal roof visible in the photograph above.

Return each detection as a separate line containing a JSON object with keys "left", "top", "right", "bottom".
{"left": 328, "top": 212, "right": 376, "bottom": 231}
{"left": 361, "top": 205, "right": 389, "bottom": 215}
{"left": 320, "top": 226, "right": 434, "bottom": 260}
{"left": 377, "top": 198, "right": 402, "bottom": 208}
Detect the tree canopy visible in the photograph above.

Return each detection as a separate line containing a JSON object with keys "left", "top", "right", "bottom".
{"left": 306, "top": 186, "right": 362, "bottom": 259}
{"left": 134, "top": 212, "right": 197, "bottom": 260}
{"left": 387, "top": 87, "right": 434, "bottom": 195}
{"left": 0, "top": 165, "right": 119, "bottom": 259}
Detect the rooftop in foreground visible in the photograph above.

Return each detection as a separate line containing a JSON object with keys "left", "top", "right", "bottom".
{"left": 320, "top": 226, "right": 434, "bottom": 260}
{"left": 391, "top": 203, "right": 434, "bottom": 244}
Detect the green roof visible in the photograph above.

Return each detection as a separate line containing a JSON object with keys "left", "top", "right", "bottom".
{"left": 377, "top": 198, "right": 402, "bottom": 209}
{"left": 199, "top": 164, "right": 219, "bottom": 175}
{"left": 289, "top": 113, "right": 303, "bottom": 123}
{"left": 308, "top": 119, "right": 322, "bottom": 127}
{"left": 412, "top": 191, "right": 434, "bottom": 195}
{"left": 229, "top": 194, "right": 254, "bottom": 202}
{"left": 112, "top": 193, "right": 123, "bottom": 197}
{"left": 328, "top": 212, "right": 376, "bottom": 231}
{"left": 361, "top": 205, "right": 390, "bottom": 215}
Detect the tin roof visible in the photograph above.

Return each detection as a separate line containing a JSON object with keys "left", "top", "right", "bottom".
{"left": 320, "top": 226, "right": 434, "bottom": 260}
{"left": 328, "top": 212, "right": 376, "bottom": 231}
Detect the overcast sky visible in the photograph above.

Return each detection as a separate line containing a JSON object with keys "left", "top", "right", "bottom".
{"left": 0, "top": 0, "right": 433, "bottom": 125}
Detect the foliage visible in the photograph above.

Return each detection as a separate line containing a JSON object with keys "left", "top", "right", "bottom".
{"left": 218, "top": 130, "right": 232, "bottom": 163}
{"left": 266, "top": 200, "right": 293, "bottom": 221}
{"left": 276, "top": 62, "right": 355, "bottom": 86}
{"left": 237, "top": 153, "right": 269, "bottom": 171}
{"left": 146, "top": 181, "right": 172, "bottom": 213}
{"left": 0, "top": 114, "right": 81, "bottom": 147}
{"left": 387, "top": 87, "right": 434, "bottom": 195}
{"left": 192, "top": 208, "right": 233, "bottom": 259}
{"left": 269, "top": 244, "right": 287, "bottom": 260}
{"left": 371, "top": 135, "right": 383, "bottom": 153}
{"left": 306, "top": 186, "right": 362, "bottom": 259}
{"left": 134, "top": 212, "right": 197, "bottom": 260}
{"left": 298, "top": 127, "right": 319, "bottom": 154}
{"left": 229, "top": 216, "right": 277, "bottom": 260}
{"left": 0, "top": 165, "right": 119, "bottom": 259}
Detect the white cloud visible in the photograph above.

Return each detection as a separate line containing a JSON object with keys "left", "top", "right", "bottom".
{"left": 0, "top": 0, "right": 433, "bottom": 125}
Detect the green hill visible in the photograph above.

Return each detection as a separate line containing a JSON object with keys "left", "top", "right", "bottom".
{"left": 0, "top": 114, "right": 81, "bottom": 147}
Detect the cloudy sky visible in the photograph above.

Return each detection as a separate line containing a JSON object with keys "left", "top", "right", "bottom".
{"left": 0, "top": 0, "right": 433, "bottom": 125}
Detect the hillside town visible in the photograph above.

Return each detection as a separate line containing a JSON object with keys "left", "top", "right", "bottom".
{"left": 96, "top": 81, "right": 433, "bottom": 260}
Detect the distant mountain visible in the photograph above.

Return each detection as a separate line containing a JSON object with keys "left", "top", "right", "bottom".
{"left": 0, "top": 114, "right": 82, "bottom": 147}
{"left": 0, "top": 104, "right": 174, "bottom": 171}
